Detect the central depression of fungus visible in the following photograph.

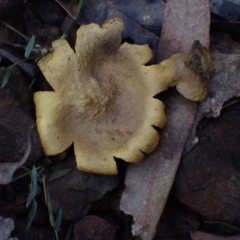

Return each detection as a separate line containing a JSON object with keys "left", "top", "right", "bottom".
{"left": 34, "top": 18, "right": 214, "bottom": 175}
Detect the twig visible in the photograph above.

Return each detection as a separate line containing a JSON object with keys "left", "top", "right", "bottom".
{"left": 1, "top": 21, "right": 29, "bottom": 42}
{"left": 0, "top": 48, "right": 38, "bottom": 77}
{"left": 60, "top": 0, "right": 83, "bottom": 39}
{"left": 12, "top": 166, "right": 42, "bottom": 182}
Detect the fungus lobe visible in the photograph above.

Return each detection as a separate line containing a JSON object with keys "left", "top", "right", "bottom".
{"left": 34, "top": 18, "right": 214, "bottom": 175}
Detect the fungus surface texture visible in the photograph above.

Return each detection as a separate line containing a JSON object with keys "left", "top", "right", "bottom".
{"left": 34, "top": 18, "right": 214, "bottom": 175}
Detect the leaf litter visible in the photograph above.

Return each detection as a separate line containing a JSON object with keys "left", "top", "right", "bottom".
{"left": 2, "top": 0, "right": 240, "bottom": 239}
{"left": 0, "top": 126, "right": 32, "bottom": 184}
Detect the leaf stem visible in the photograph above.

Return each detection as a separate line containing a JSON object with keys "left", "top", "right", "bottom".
{"left": 55, "top": 231, "right": 59, "bottom": 240}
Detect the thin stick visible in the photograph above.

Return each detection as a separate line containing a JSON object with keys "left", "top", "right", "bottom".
{"left": 12, "top": 166, "right": 42, "bottom": 182}
{"left": 60, "top": 0, "right": 83, "bottom": 39}
{"left": 0, "top": 48, "right": 38, "bottom": 77}
{"left": 1, "top": 21, "right": 29, "bottom": 42}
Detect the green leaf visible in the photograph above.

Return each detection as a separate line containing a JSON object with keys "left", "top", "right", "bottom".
{"left": 48, "top": 169, "right": 72, "bottom": 182}
{"left": 1, "top": 66, "right": 13, "bottom": 88}
{"left": 25, "top": 35, "right": 35, "bottom": 58}
{"left": 54, "top": 208, "right": 62, "bottom": 231}
{"left": 55, "top": 231, "right": 59, "bottom": 240}
{"left": 26, "top": 193, "right": 34, "bottom": 208}
{"left": 27, "top": 201, "right": 37, "bottom": 230}
{"left": 45, "top": 187, "right": 55, "bottom": 227}
{"left": 30, "top": 165, "right": 38, "bottom": 198}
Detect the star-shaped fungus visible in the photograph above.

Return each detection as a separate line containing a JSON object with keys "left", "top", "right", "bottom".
{"left": 34, "top": 18, "right": 214, "bottom": 175}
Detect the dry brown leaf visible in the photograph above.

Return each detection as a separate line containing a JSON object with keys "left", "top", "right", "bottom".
{"left": 0, "top": 127, "right": 32, "bottom": 184}
{"left": 120, "top": 0, "right": 211, "bottom": 239}
{"left": 184, "top": 36, "right": 240, "bottom": 155}
{"left": 191, "top": 231, "right": 240, "bottom": 240}
{"left": 210, "top": 1, "right": 240, "bottom": 21}
{"left": 0, "top": 216, "right": 15, "bottom": 240}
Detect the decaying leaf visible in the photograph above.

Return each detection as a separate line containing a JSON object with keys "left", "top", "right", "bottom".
{"left": 210, "top": 0, "right": 240, "bottom": 21}
{"left": 184, "top": 35, "right": 240, "bottom": 155}
{"left": 47, "top": 154, "right": 120, "bottom": 221}
{"left": 34, "top": 17, "right": 214, "bottom": 175}
{"left": 191, "top": 231, "right": 240, "bottom": 240}
{"left": 120, "top": 0, "right": 212, "bottom": 239}
{"left": 0, "top": 127, "right": 32, "bottom": 184}
{"left": 0, "top": 216, "right": 15, "bottom": 240}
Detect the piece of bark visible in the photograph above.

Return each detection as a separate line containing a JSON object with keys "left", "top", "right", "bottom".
{"left": 120, "top": 1, "right": 211, "bottom": 239}
{"left": 191, "top": 231, "right": 240, "bottom": 240}
{"left": 156, "top": 0, "right": 210, "bottom": 61}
